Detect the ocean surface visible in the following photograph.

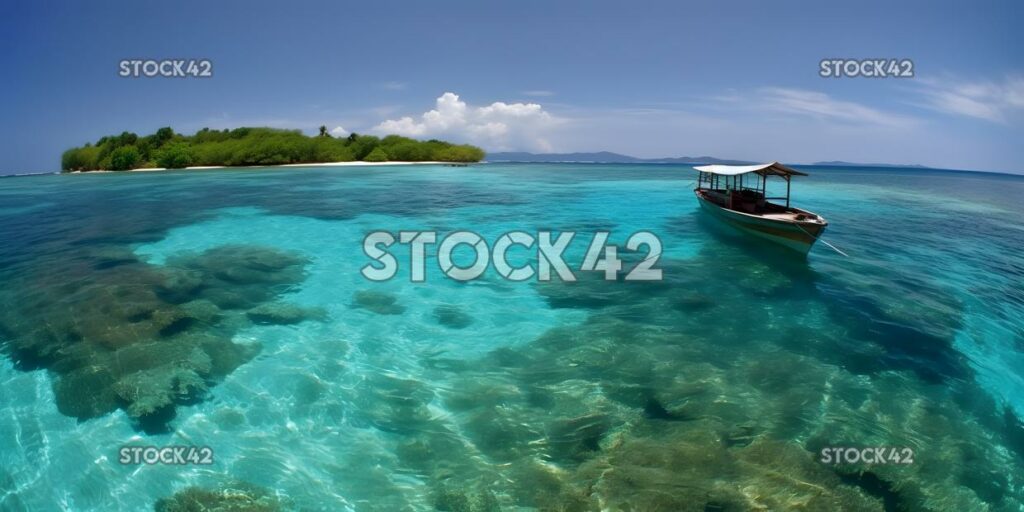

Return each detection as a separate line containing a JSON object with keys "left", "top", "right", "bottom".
{"left": 0, "top": 163, "right": 1022, "bottom": 511}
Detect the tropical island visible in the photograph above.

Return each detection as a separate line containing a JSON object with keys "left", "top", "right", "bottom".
{"left": 60, "top": 126, "right": 485, "bottom": 172}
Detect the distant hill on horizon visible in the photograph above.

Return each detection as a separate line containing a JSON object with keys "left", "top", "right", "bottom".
{"left": 484, "top": 152, "right": 961, "bottom": 172}
{"left": 477, "top": 149, "right": 1024, "bottom": 176}
{"left": 485, "top": 151, "right": 756, "bottom": 165}
{"left": 812, "top": 160, "right": 930, "bottom": 169}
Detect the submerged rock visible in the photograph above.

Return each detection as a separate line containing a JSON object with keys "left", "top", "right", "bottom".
{"left": 433, "top": 304, "right": 473, "bottom": 329}
{"left": 53, "top": 365, "right": 119, "bottom": 419}
{"left": 545, "top": 413, "right": 613, "bottom": 462}
{"left": 351, "top": 290, "right": 406, "bottom": 315}
{"left": 154, "top": 481, "right": 283, "bottom": 512}
{"left": 113, "top": 364, "right": 208, "bottom": 419}
{"left": 385, "top": 250, "right": 1024, "bottom": 511}
{"left": 432, "top": 486, "right": 500, "bottom": 512}
{"left": 506, "top": 461, "right": 595, "bottom": 511}
{"left": 246, "top": 302, "right": 326, "bottom": 325}
{"left": 169, "top": 245, "right": 308, "bottom": 310}
{"left": 352, "top": 373, "right": 434, "bottom": 434}
{"left": 0, "top": 244, "right": 307, "bottom": 432}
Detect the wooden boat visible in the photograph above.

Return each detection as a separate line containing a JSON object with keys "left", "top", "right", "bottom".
{"left": 693, "top": 162, "right": 827, "bottom": 254}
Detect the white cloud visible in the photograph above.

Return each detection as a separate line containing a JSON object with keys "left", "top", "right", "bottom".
{"left": 330, "top": 126, "right": 349, "bottom": 137}
{"left": 373, "top": 92, "right": 561, "bottom": 151}
{"left": 915, "top": 76, "right": 1024, "bottom": 123}
{"left": 758, "top": 87, "right": 915, "bottom": 128}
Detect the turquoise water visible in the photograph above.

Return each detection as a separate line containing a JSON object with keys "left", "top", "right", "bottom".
{"left": 0, "top": 163, "right": 1022, "bottom": 511}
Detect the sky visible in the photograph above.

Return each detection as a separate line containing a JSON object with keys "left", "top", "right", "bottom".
{"left": 0, "top": 0, "right": 1021, "bottom": 174}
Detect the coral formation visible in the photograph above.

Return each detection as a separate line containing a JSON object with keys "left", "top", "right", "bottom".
{"left": 247, "top": 302, "right": 326, "bottom": 325}
{"left": 368, "top": 248, "right": 1024, "bottom": 511}
{"left": 154, "top": 481, "right": 282, "bottom": 512}
{"left": 351, "top": 290, "right": 406, "bottom": 315}
{"left": 433, "top": 304, "right": 473, "bottom": 329}
{"left": 0, "top": 244, "right": 310, "bottom": 432}
{"left": 2, "top": 168, "right": 1022, "bottom": 510}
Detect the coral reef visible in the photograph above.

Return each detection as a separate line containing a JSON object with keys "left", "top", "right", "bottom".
{"left": 2, "top": 168, "right": 1022, "bottom": 510}
{"left": 0, "top": 244, "right": 310, "bottom": 432}
{"left": 432, "top": 486, "right": 500, "bottom": 512}
{"left": 154, "top": 481, "right": 283, "bottom": 512}
{"left": 374, "top": 247, "right": 1024, "bottom": 511}
{"left": 247, "top": 302, "right": 326, "bottom": 325}
{"left": 351, "top": 290, "right": 406, "bottom": 315}
{"left": 433, "top": 304, "right": 473, "bottom": 329}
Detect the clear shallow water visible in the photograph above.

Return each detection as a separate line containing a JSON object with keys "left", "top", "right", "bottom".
{"left": 0, "top": 163, "right": 1022, "bottom": 511}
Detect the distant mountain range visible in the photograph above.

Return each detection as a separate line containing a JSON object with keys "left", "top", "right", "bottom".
{"left": 484, "top": 151, "right": 933, "bottom": 169}
{"left": 484, "top": 151, "right": 756, "bottom": 165}
{"left": 811, "top": 160, "right": 930, "bottom": 169}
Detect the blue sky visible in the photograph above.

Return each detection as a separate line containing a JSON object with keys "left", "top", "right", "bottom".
{"left": 0, "top": 0, "right": 1021, "bottom": 173}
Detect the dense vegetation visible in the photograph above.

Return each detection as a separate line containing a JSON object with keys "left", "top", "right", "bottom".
{"left": 61, "top": 127, "right": 485, "bottom": 172}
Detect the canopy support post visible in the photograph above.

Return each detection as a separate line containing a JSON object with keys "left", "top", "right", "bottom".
{"left": 785, "top": 176, "right": 791, "bottom": 208}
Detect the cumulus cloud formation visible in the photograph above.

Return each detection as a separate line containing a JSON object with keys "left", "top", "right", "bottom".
{"left": 373, "top": 92, "right": 559, "bottom": 151}
{"left": 916, "top": 76, "right": 1024, "bottom": 123}
{"left": 330, "top": 126, "right": 349, "bottom": 137}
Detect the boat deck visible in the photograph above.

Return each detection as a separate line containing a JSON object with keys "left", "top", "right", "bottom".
{"left": 761, "top": 212, "right": 810, "bottom": 221}
{"left": 692, "top": 163, "right": 828, "bottom": 254}
{"left": 697, "top": 189, "right": 825, "bottom": 224}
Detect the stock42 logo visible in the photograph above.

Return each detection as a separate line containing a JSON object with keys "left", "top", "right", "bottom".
{"left": 361, "top": 230, "right": 664, "bottom": 282}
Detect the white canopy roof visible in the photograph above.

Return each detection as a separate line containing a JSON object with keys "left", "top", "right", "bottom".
{"left": 693, "top": 162, "right": 807, "bottom": 177}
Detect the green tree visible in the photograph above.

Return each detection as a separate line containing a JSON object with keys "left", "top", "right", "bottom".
{"left": 348, "top": 135, "right": 381, "bottom": 160}
{"left": 229, "top": 127, "right": 252, "bottom": 139}
{"left": 62, "top": 148, "right": 88, "bottom": 171}
{"left": 60, "top": 126, "right": 482, "bottom": 172}
{"left": 434, "top": 144, "right": 485, "bottom": 162}
{"left": 156, "top": 143, "right": 193, "bottom": 168}
{"left": 117, "top": 131, "right": 138, "bottom": 147}
{"left": 362, "top": 147, "right": 389, "bottom": 162}
{"left": 108, "top": 145, "right": 142, "bottom": 170}
{"left": 78, "top": 146, "right": 101, "bottom": 170}
{"left": 153, "top": 127, "right": 175, "bottom": 146}
{"left": 312, "top": 137, "right": 354, "bottom": 162}
{"left": 385, "top": 142, "right": 430, "bottom": 161}
{"left": 381, "top": 135, "right": 414, "bottom": 146}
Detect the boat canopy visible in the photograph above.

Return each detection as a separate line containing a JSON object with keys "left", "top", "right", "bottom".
{"left": 693, "top": 162, "right": 807, "bottom": 177}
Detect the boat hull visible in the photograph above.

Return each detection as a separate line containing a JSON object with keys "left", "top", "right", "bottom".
{"left": 695, "top": 192, "right": 826, "bottom": 254}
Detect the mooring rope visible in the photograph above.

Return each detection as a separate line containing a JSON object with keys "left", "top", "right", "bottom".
{"left": 795, "top": 223, "right": 849, "bottom": 257}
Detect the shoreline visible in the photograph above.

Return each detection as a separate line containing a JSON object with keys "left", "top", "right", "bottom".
{"left": 44, "top": 161, "right": 1024, "bottom": 178}
{"left": 68, "top": 160, "right": 456, "bottom": 174}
